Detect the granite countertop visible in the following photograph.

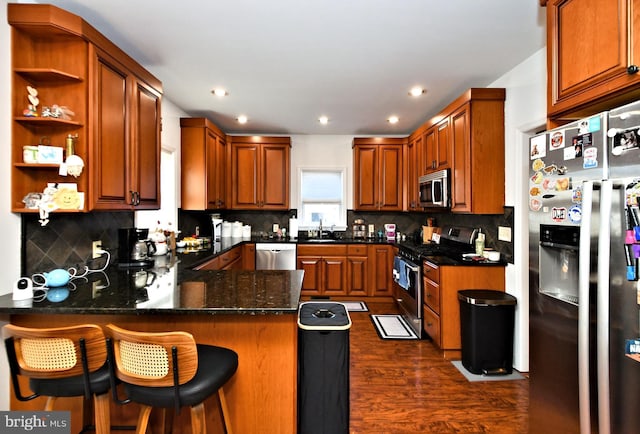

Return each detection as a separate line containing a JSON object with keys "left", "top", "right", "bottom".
{"left": 0, "top": 251, "right": 304, "bottom": 315}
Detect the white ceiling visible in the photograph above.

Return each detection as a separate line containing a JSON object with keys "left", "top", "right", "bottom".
{"left": 34, "top": 0, "right": 546, "bottom": 136}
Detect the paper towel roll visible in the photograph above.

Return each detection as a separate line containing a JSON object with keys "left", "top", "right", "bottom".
{"left": 289, "top": 218, "right": 298, "bottom": 238}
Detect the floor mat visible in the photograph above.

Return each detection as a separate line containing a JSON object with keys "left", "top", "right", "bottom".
{"left": 451, "top": 360, "right": 526, "bottom": 382}
{"left": 341, "top": 301, "right": 368, "bottom": 312}
{"left": 370, "top": 314, "right": 419, "bottom": 340}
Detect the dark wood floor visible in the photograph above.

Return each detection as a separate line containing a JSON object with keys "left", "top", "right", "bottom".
{"left": 349, "top": 301, "right": 529, "bottom": 434}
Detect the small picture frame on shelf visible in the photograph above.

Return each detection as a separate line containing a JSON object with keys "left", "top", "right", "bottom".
{"left": 37, "top": 145, "right": 64, "bottom": 164}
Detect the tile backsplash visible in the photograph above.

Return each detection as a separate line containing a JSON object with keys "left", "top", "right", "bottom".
{"left": 22, "top": 212, "right": 133, "bottom": 276}
{"left": 178, "top": 207, "right": 515, "bottom": 263}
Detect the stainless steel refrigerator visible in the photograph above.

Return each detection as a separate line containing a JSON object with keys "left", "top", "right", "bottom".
{"left": 529, "top": 102, "right": 640, "bottom": 434}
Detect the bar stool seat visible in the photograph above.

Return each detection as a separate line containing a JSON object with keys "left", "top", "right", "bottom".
{"left": 3, "top": 324, "right": 111, "bottom": 434}
{"left": 106, "top": 324, "right": 238, "bottom": 434}
{"left": 124, "top": 344, "right": 237, "bottom": 408}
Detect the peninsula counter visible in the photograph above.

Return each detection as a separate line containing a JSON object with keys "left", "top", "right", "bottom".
{"left": 0, "top": 264, "right": 304, "bottom": 434}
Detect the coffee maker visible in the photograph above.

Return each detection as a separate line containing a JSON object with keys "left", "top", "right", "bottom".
{"left": 118, "top": 228, "right": 155, "bottom": 268}
{"left": 352, "top": 219, "right": 366, "bottom": 239}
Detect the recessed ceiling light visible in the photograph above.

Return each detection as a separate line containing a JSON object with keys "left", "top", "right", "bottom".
{"left": 319, "top": 116, "right": 329, "bottom": 125}
{"left": 409, "top": 87, "right": 425, "bottom": 97}
{"left": 212, "top": 88, "right": 228, "bottom": 97}
{"left": 237, "top": 115, "right": 248, "bottom": 124}
{"left": 387, "top": 116, "right": 399, "bottom": 124}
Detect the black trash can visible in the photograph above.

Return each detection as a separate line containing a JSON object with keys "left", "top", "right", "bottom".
{"left": 297, "top": 302, "right": 351, "bottom": 434}
{"left": 458, "top": 289, "right": 517, "bottom": 376}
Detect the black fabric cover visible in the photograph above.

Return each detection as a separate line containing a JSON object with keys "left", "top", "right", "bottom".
{"left": 123, "top": 344, "right": 238, "bottom": 408}
{"left": 30, "top": 363, "right": 111, "bottom": 397}
{"left": 297, "top": 324, "right": 350, "bottom": 434}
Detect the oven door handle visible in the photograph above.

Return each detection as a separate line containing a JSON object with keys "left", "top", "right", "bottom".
{"left": 405, "top": 263, "right": 420, "bottom": 273}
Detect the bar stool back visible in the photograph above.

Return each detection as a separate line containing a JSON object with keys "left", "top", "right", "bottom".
{"left": 106, "top": 324, "right": 238, "bottom": 434}
{"left": 3, "top": 323, "right": 111, "bottom": 434}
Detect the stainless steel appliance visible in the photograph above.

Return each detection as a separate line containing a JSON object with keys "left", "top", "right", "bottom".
{"left": 393, "top": 249, "right": 422, "bottom": 338}
{"left": 118, "top": 228, "right": 155, "bottom": 268}
{"left": 419, "top": 169, "right": 449, "bottom": 209}
{"left": 256, "top": 243, "right": 297, "bottom": 270}
{"left": 529, "top": 102, "right": 640, "bottom": 433}
{"left": 393, "top": 225, "right": 479, "bottom": 339}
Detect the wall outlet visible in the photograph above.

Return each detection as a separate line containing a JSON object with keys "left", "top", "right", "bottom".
{"left": 92, "top": 240, "right": 103, "bottom": 259}
{"left": 498, "top": 226, "right": 512, "bottom": 242}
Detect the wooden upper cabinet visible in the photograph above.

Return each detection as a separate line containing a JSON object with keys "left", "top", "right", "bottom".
{"left": 423, "top": 118, "right": 451, "bottom": 173}
{"left": 180, "top": 118, "right": 227, "bottom": 210}
{"left": 228, "top": 136, "right": 290, "bottom": 210}
{"left": 353, "top": 138, "right": 404, "bottom": 211}
{"left": 89, "top": 47, "right": 161, "bottom": 210}
{"left": 546, "top": 0, "right": 640, "bottom": 122}
{"left": 9, "top": 4, "right": 162, "bottom": 212}
{"left": 449, "top": 94, "right": 505, "bottom": 214}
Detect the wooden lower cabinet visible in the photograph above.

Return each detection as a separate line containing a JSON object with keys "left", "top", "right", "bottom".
{"left": 297, "top": 245, "right": 348, "bottom": 296}
{"left": 297, "top": 244, "right": 394, "bottom": 298}
{"left": 194, "top": 245, "right": 248, "bottom": 271}
{"left": 423, "top": 261, "right": 505, "bottom": 359}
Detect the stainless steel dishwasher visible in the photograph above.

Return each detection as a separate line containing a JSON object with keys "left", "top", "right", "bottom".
{"left": 255, "top": 243, "right": 297, "bottom": 270}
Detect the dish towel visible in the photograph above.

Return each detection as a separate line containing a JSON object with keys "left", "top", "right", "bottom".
{"left": 393, "top": 257, "right": 410, "bottom": 290}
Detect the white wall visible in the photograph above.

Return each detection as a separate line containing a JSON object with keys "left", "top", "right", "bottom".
{"left": 489, "top": 47, "right": 547, "bottom": 372}
{"left": 289, "top": 134, "right": 354, "bottom": 213}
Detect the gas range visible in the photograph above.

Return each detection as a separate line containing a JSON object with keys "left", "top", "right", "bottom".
{"left": 397, "top": 226, "right": 478, "bottom": 265}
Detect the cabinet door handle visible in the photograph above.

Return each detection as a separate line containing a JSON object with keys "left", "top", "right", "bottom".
{"left": 129, "top": 190, "right": 136, "bottom": 205}
{"left": 628, "top": 65, "right": 639, "bottom": 75}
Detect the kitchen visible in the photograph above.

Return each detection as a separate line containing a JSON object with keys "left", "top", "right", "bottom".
{"left": 1, "top": 1, "right": 628, "bottom": 433}
{"left": 0, "top": 1, "right": 542, "bottom": 431}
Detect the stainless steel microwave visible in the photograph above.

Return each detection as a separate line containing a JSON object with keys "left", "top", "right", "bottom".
{"left": 419, "top": 169, "right": 449, "bottom": 208}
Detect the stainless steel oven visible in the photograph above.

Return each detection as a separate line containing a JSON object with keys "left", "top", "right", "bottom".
{"left": 392, "top": 252, "right": 422, "bottom": 338}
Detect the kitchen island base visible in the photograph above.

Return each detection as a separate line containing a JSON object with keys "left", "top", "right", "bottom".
{"left": 7, "top": 313, "right": 297, "bottom": 434}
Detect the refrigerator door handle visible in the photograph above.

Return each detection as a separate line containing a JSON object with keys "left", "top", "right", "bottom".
{"left": 579, "top": 180, "right": 595, "bottom": 434}
{"left": 597, "top": 180, "right": 614, "bottom": 434}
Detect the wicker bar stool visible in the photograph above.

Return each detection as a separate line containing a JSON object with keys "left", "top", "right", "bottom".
{"left": 106, "top": 324, "right": 238, "bottom": 434}
{"left": 3, "top": 323, "right": 112, "bottom": 434}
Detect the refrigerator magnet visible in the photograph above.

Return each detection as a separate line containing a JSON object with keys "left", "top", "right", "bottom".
{"left": 550, "top": 130, "right": 565, "bottom": 150}
{"left": 583, "top": 146, "right": 598, "bottom": 169}
{"left": 530, "top": 134, "right": 546, "bottom": 159}
{"left": 568, "top": 205, "right": 582, "bottom": 223}
{"left": 551, "top": 207, "right": 567, "bottom": 222}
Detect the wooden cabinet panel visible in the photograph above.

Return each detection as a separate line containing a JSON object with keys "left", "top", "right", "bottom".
{"left": 353, "top": 139, "right": 404, "bottom": 211}
{"left": 262, "top": 145, "right": 289, "bottom": 208}
{"left": 423, "top": 305, "right": 441, "bottom": 346}
{"left": 353, "top": 145, "right": 377, "bottom": 209}
{"left": 368, "top": 244, "right": 393, "bottom": 296}
{"left": 243, "top": 244, "right": 256, "bottom": 270}
{"left": 450, "top": 104, "right": 470, "bottom": 212}
{"left": 180, "top": 118, "right": 226, "bottom": 210}
{"left": 423, "top": 118, "right": 451, "bottom": 173}
{"left": 91, "top": 50, "right": 128, "bottom": 209}
{"left": 423, "top": 278, "right": 440, "bottom": 315}
{"left": 297, "top": 257, "right": 322, "bottom": 294}
{"left": 323, "top": 257, "right": 347, "bottom": 295}
{"left": 347, "top": 256, "right": 368, "bottom": 297}
{"left": 406, "top": 134, "right": 422, "bottom": 210}
{"left": 132, "top": 80, "right": 161, "bottom": 209}
{"left": 379, "top": 145, "right": 403, "bottom": 210}
{"left": 546, "top": 0, "right": 640, "bottom": 120}
{"left": 229, "top": 137, "right": 290, "bottom": 210}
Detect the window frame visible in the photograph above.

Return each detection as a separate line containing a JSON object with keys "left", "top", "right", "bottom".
{"left": 297, "top": 166, "right": 348, "bottom": 230}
